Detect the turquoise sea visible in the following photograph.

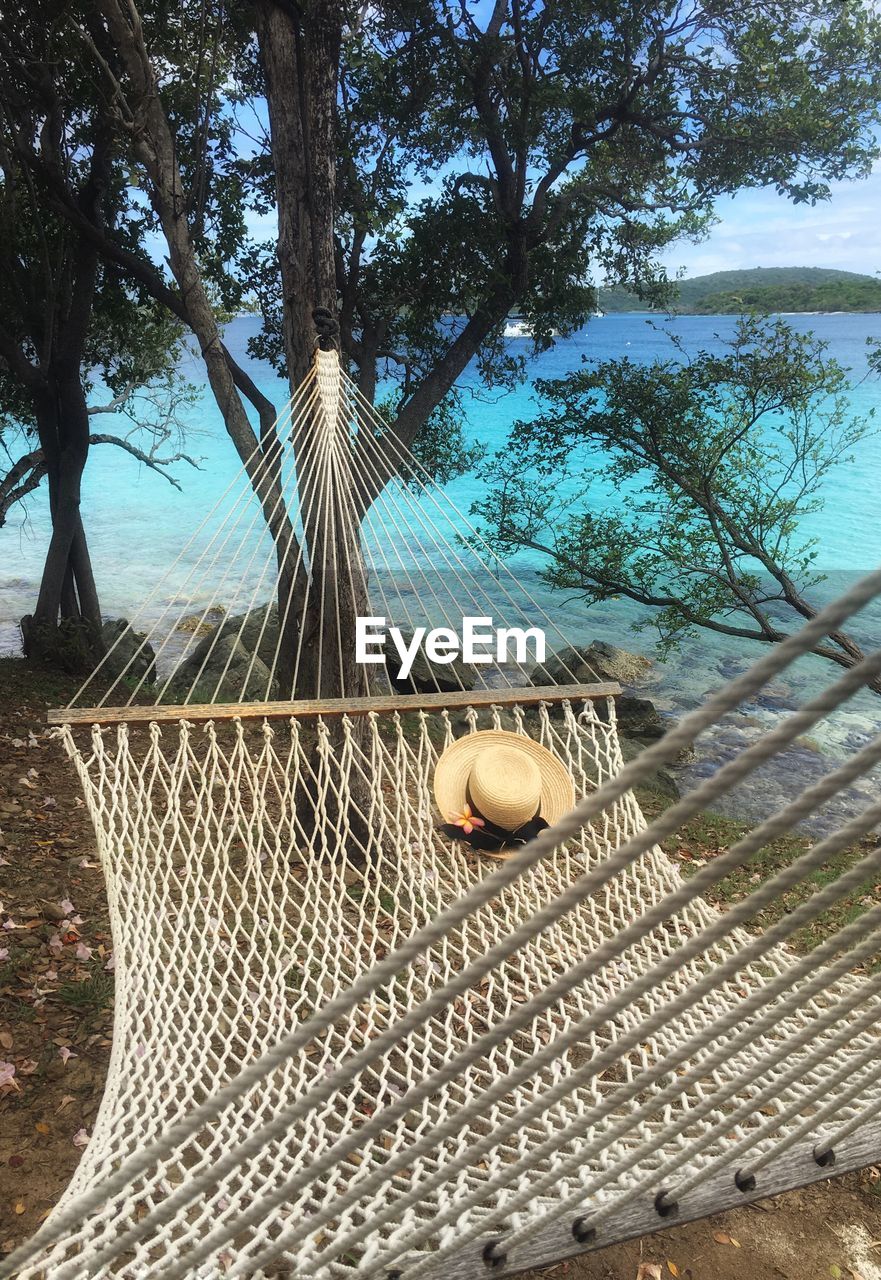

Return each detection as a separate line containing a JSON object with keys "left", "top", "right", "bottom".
{"left": 2, "top": 312, "right": 880, "bottom": 827}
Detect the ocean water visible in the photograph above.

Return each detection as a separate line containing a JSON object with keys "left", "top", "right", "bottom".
{"left": 2, "top": 312, "right": 880, "bottom": 827}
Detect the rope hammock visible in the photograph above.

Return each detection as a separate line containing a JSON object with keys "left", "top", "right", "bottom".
{"left": 5, "top": 349, "right": 881, "bottom": 1279}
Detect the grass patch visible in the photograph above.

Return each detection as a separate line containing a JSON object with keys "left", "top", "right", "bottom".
{"left": 642, "top": 797, "right": 881, "bottom": 963}
{"left": 0, "top": 994, "right": 38, "bottom": 1024}
{"left": 57, "top": 964, "right": 114, "bottom": 1012}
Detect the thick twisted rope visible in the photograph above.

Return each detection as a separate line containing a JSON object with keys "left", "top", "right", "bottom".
{"left": 229, "top": 835, "right": 881, "bottom": 1280}
{"left": 396, "top": 985, "right": 881, "bottom": 1279}
{"left": 5, "top": 568, "right": 881, "bottom": 1280}
{"left": 41, "top": 636, "right": 881, "bottom": 1277}
{"left": 478, "top": 1002, "right": 881, "bottom": 1279}
{"left": 169, "top": 748, "right": 881, "bottom": 1279}
{"left": 814, "top": 1093, "right": 881, "bottom": 1162}
{"left": 245, "top": 858, "right": 881, "bottom": 1280}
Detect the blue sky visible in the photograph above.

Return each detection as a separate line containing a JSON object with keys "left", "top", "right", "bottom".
{"left": 243, "top": 163, "right": 881, "bottom": 285}
{"left": 236, "top": 99, "right": 881, "bottom": 286}
{"left": 661, "top": 164, "right": 881, "bottom": 279}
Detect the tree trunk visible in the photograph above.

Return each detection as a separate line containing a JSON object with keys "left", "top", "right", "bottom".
{"left": 60, "top": 561, "right": 79, "bottom": 622}
{"left": 257, "top": 0, "right": 369, "bottom": 703}
{"left": 22, "top": 379, "right": 103, "bottom": 668}
{"left": 100, "top": 0, "right": 306, "bottom": 695}
{"left": 256, "top": 0, "right": 374, "bottom": 863}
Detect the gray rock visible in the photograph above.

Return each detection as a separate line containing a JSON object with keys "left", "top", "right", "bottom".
{"left": 172, "top": 605, "right": 281, "bottom": 691}
{"left": 532, "top": 640, "right": 654, "bottom": 688}
{"left": 718, "top": 656, "right": 745, "bottom": 681}
{"left": 101, "top": 619, "right": 156, "bottom": 685}
{"left": 619, "top": 735, "right": 680, "bottom": 800}
{"left": 615, "top": 695, "right": 666, "bottom": 742}
{"left": 174, "top": 633, "right": 277, "bottom": 702}
{"left": 753, "top": 691, "right": 798, "bottom": 713}
{"left": 532, "top": 639, "right": 670, "bottom": 745}
{"left": 210, "top": 603, "right": 281, "bottom": 670}
{"left": 175, "top": 605, "right": 227, "bottom": 637}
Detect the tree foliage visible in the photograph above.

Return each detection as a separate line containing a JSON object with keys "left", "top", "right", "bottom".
{"left": 3, "top": 0, "right": 881, "bottom": 684}
{"left": 319, "top": 0, "right": 881, "bottom": 422}
{"left": 689, "top": 280, "right": 881, "bottom": 314}
{"left": 0, "top": 0, "right": 197, "bottom": 657}
{"left": 150, "top": 0, "right": 881, "bottom": 446}
{"left": 475, "top": 315, "right": 878, "bottom": 680}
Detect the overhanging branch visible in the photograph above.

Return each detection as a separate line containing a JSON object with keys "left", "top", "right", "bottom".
{"left": 0, "top": 433, "right": 201, "bottom": 527}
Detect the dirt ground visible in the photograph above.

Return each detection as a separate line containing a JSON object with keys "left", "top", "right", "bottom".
{"left": 1, "top": 657, "right": 880, "bottom": 1279}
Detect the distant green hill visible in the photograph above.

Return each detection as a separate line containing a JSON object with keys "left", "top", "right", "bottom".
{"left": 599, "top": 267, "right": 881, "bottom": 314}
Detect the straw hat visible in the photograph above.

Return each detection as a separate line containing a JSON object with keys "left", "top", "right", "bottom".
{"left": 433, "top": 730, "right": 576, "bottom": 832}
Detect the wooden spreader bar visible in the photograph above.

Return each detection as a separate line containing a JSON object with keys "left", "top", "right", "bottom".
{"left": 48, "top": 681, "right": 621, "bottom": 727}
{"left": 428, "top": 1116, "right": 881, "bottom": 1280}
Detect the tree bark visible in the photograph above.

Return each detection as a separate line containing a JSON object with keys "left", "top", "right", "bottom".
{"left": 255, "top": 0, "right": 339, "bottom": 387}
{"left": 255, "top": 0, "right": 373, "bottom": 861}
{"left": 100, "top": 0, "right": 306, "bottom": 694}
{"left": 22, "top": 378, "right": 103, "bottom": 666}
{"left": 32, "top": 379, "right": 87, "bottom": 629}
{"left": 257, "top": 0, "right": 369, "bottom": 702}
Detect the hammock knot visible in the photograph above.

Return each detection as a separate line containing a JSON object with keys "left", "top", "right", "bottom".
{"left": 312, "top": 306, "right": 340, "bottom": 351}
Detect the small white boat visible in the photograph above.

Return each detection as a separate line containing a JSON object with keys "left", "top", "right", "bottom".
{"left": 503, "top": 315, "right": 558, "bottom": 338}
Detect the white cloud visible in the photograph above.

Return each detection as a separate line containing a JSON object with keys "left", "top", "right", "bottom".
{"left": 241, "top": 155, "right": 881, "bottom": 282}
{"left": 663, "top": 170, "right": 881, "bottom": 278}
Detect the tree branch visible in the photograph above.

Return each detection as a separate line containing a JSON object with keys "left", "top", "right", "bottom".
{"left": 0, "top": 446, "right": 47, "bottom": 524}
{"left": 0, "top": 432, "right": 200, "bottom": 529}
{"left": 87, "top": 431, "right": 202, "bottom": 487}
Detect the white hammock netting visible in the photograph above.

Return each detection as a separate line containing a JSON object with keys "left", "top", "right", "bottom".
{"left": 6, "top": 349, "right": 881, "bottom": 1280}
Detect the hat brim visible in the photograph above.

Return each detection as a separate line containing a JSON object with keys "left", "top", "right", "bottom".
{"left": 434, "top": 729, "right": 578, "bottom": 830}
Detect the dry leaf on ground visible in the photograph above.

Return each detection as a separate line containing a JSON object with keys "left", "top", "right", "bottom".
{"left": 636, "top": 1265, "right": 663, "bottom": 1280}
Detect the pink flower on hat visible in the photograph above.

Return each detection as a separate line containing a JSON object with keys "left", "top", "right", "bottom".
{"left": 453, "top": 803, "right": 484, "bottom": 836}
